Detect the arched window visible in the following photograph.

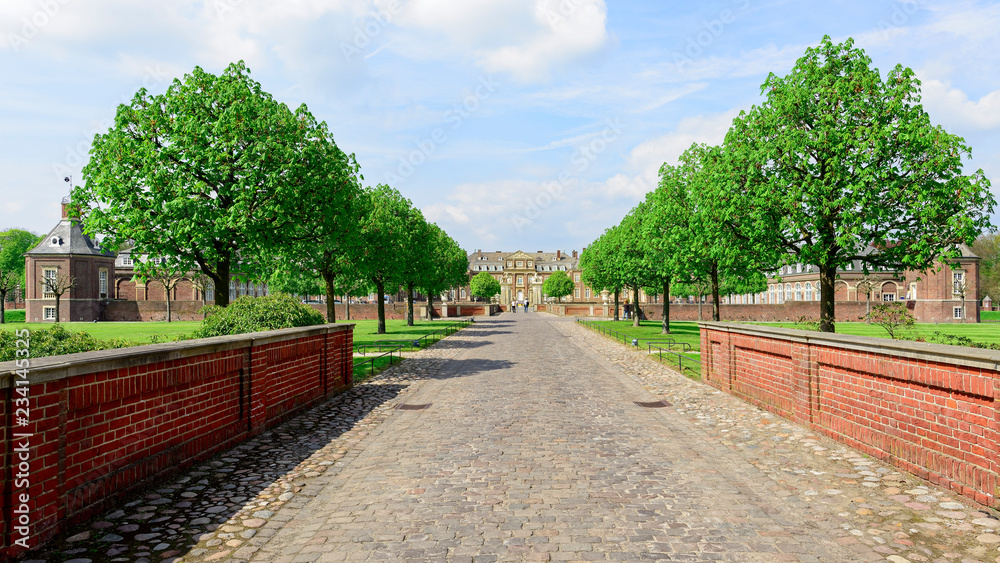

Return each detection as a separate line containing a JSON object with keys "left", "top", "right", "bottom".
{"left": 804, "top": 282, "right": 813, "bottom": 301}
{"left": 784, "top": 284, "right": 792, "bottom": 302}
{"left": 795, "top": 283, "right": 802, "bottom": 301}
{"left": 813, "top": 284, "right": 819, "bottom": 301}
{"left": 768, "top": 285, "right": 774, "bottom": 304}
{"left": 229, "top": 281, "right": 235, "bottom": 299}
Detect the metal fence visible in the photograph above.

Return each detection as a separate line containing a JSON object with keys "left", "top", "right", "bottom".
{"left": 576, "top": 318, "right": 701, "bottom": 377}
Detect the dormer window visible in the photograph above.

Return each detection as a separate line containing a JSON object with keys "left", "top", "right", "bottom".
{"left": 50, "top": 237, "right": 60, "bottom": 246}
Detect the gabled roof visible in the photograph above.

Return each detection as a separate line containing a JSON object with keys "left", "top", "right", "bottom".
{"left": 26, "top": 216, "right": 114, "bottom": 257}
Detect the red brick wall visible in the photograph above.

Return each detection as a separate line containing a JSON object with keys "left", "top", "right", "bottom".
{"left": 701, "top": 323, "right": 999, "bottom": 509}
{"left": 102, "top": 299, "right": 208, "bottom": 321}
{"left": 0, "top": 324, "right": 353, "bottom": 558}
{"left": 307, "top": 303, "right": 407, "bottom": 321}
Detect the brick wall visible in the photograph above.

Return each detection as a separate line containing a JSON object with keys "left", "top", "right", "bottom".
{"left": 700, "top": 323, "right": 999, "bottom": 509}
{"left": 307, "top": 303, "right": 407, "bottom": 321}
{"left": 0, "top": 324, "right": 353, "bottom": 558}
{"left": 102, "top": 299, "right": 208, "bottom": 322}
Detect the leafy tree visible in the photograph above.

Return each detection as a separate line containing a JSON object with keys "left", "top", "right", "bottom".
{"left": 421, "top": 226, "right": 469, "bottom": 319}
{"left": 725, "top": 36, "right": 995, "bottom": 332}
{"left": 580, "top": 227, "right": 626, "bottom": 320}
{"left": 268, "top": 267, "right": 323, "bottom": 299}
{"left": 0, "top": 272, "right": 17, "bottom": 324}
{"left": 396, "top": 213, "right": 435, "bottom": 326}
{"left": 470, "top": 271, "right": 501, "bottom": 303}
{"left": 853, "top": 272, "right": 884, "bottom": 323}
{"left": 355, "top": 185, "right": 418, "bottom": 334}
{"left": 0, "top": 229, "right": 41, "bottom": 291}
{"left": 973, "top": 233, "right": 999, "bottom": 306}
{"left": 542, "top": 270, "right": 575, "bottom": 302}
{"left": 870, "top": 302, "right": 915, "bottom": 340}
{"left": 74, "top": 61, "right": 338, "bottom": 307}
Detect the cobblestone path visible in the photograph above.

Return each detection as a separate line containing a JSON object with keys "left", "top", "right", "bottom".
{"left": 22, "top": 314, "right": 1000, "bottom": 563}
{"left": 247, "top": 314, "right": 916, "bottom": 562}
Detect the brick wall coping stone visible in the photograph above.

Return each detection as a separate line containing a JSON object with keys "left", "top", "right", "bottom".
{"left": 698, "top": 322, "right": 1000, "bottom": 371}
{"left": 0, "top": 323, "right": 354, "bottom": 389}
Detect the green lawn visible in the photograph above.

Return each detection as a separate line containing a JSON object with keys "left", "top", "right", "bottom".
{"left": 581, "top": 320, "right": 702, "bottom": 379}
{"left": 348, "top": 319, "right": 472, "bottom": 351}
{"left": 756, "top": 321, "right": 1000, "bottom": 345}
{"left": 0, "top": 321, "right": 202, "bottom": 343}
{"left": 982, "top": 310, "right": 1000, "bottom": 321}
{"left": 3, "top": 309, "right": 25, "bottom": 323}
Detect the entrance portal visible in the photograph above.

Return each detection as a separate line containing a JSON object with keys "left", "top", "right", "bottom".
{"left": 517, "top": 290, "right": 524, "bottom": 301}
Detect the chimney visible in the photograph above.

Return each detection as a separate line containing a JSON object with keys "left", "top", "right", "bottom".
{"left": 477, "top": 249, "right": 482, "bottom": 257}
{"left": 556, "top": 250, "right": 561, "bottom": 260}
{"left": 572, "top": 250, "right": 578, "bottom": 259}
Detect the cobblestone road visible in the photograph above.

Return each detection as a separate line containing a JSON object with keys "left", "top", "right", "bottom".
{"left": 24, "top": 314, "right": 1000, "bottom": 563}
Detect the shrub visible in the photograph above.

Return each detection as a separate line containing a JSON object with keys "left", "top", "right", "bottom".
{"left": 869, "top": 302, "right": 915, "bottom": 340}
{"left": 0, "top": 324, "right": 136, "bottom": 361}
{"left": 3, "top": 309, "right": 25, "bottom": 323}
{"left": 929, "top": 331, "right": 1000, "bottom": 350}
{"left": 195, "top": 293, "right": 326, "bottom": 338}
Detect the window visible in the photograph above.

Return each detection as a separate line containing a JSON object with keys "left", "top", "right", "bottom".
{"left": 954, "top": 307, "right": 963, "bottom": 319}
{"left": 813, "top": 285, "right": 819, "bottom": 301}
{"left": 768, "top": 285, "right": 774, "bottom": 304}
{"left": 953, "top": 272, "right": 965, "bottom": 294}
{"left": 907, "top": 282, "right": 916, "bottom": 301}
{"left": 517, "top": 275, "right": 523, "bottom": 285}
{"left": 585, "top": 288, "right": 591, "bottom": 298}
{"left": 99, "top": 269, "right": 108, "bottom": 299}
{"left": 516, "top": 261, "right": 523, "bottom": 267}
{"left": 460, "top": 289, "right": 466, "bottom": 299}
{"left": 507, "top": 261, "right": 513, "bottom": 267}
{"left": 804, "top": 282, "right": 812, "bottom": 301}
{"left": 795, "top": 283, "right": 802, "bottom": 301}
{"left": 43, "top": 306, "right": 56, "bottom": 320}
{"left": 527, "top": 261, "right": 533, "bottom": 268}
{"left": 229, "top": 281, "right": 235, "bottom": 299}
{"left": 50, "top": 237, "right": 59, "bottom": 246}
{"left": 206, "top": 281, "right": 214, "bottom": 302}
{"left": 845, "top": 263, "right": 853, "bottom": 271}
{"left": 574, "top": 273, "right": 581, "bottom": 282}
{"left": 784, "top": 284, "right": 792, "bottom": 302}
{"left": 882, "top": 293, "right": 896, "bottom": 301}
{"left": 796, "top": 264, "right": 802, "bottom": 273}
{"left": 122, "top": 256, "right": 133, "bottom": 266}
{"left": 42, "top": 268, "right": 57, "bottom": 298}
{"left": 574, "top": 288, "right": 580, "bottom": 298}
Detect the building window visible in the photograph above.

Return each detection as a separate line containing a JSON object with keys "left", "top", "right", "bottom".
{"left": 804, "top": 282, "right": 812, "bottom": 301}
{"left": 42, "top": 268, "right": 58, "bottom": 298}
{"left": 460, "top": 289, "right": 466, "bottom": 299}
{"left": 516, "top": 261, "right": 523, "bottom": 267}
{"left": 517, "top": 275, "right": 523, "bottom": 285}
{"left": 882, "top": 293, "right": 896, "bottom": 301}
{"left": 574, "top": 288, "right": 580, "bottom": 298}
{"left": 574, "top": 273, "right": 581, "bottom": 282}
{"left": 845, "top": 263, "right": 853, "bottom": 271}
{"left": 527, "top": 261, "right": 533, "bottom": 267}
{"left": 229, "top": 281, "right": 235, "bottom": 299}
{"left": 907, "top": 282, "right": 916, "bottom": 300}
{"left": 585, "top": 288, "right": 591, "bottom": 298}
{"left": 953, "top": 272, "right": 965, "bottom": 294}
{"left": 794, "top": 283, "right": 802, "bottom": 301}
{"left": 784, "top": 284, "right": 791, "bottom": 302}
{"left": 813, "top": 285, "right": 819, "bottom": 301}
{"left": 768, "top": 285, "right": 774, "bottom": 304}
{"left": 206, "top": 281, "right": 214, "bottom": 302}
{"left": 954, "top": 307, "right": 963, "bottom": 319}
{"left": 122, "top": 256, "right": 133, "bottom": 266}
{"left": 507, "top": 261, "right": 513, "bottom": 267}
{"left": 99, "top": 269, "right": 108, "bottom": 299}
{"left": 43, "top": 306, "right": 56, "bottom": 320}
{"left": 796, "top": 264, "right": 802, "bottom": 273}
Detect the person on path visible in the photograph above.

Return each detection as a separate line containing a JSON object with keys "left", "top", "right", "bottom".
{"left": 524, "top": 299, "right": 529, "bottom": 312}
{"left": 511, "top": 299, "right": 516, "bottom": 313}
{"left": 624, "top": 301, "right": 631, "bottom": 320}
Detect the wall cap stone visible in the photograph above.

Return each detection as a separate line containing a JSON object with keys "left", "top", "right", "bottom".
{"left": 0, "top": 323, "right": 354, "bottom": 388}
{"left": 698, "top": 322, "right": 1000, "bottom": 371}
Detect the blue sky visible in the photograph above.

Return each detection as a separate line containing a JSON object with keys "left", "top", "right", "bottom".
{"left": 2, "top": 0, "right": 999, "bottom": 254}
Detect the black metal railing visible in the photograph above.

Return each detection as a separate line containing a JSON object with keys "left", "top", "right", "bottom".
{"left": 647, "top": 344, "right": 700, "bottom": 376}
{"left": 352, "top": 318, "right": 475, "bottom": 381}
{"left": 576, "top": 319, "right": 700, "bottom": 376}
{"left": 353, "top": 345, "right": 404, "bottom": 381}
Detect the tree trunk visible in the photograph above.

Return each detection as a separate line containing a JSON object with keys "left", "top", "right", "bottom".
{"left": 346, "top": 293, "right": 351, "bottom": 320}
{"left": 0, "top": 290, "right": 6, "bottom": 324}
{"left": 214, "top": 258, "right": 231, "bottom": 307}
{"left": 661, "top": 278, "right": 670, "bottom": 334}
{"left": 406, "top": 283, "right": 415, "bottom": 326}
{"left": 426, "top": 292, "right": 434, "bottom": 320}
{"left": 819, "top": 264, "right": 836, "bottom": 332}
{"left": 54, "top": 293, "right": 61, "bottom": 323}
{"left": 322, "top": 271, "right": 337, "bottom": 322}
{"left": 164, "top": 283, "right": 172, "bottom": 322}
{"left": 613, "top": 289, "right": 620, "bottom": 321}
{"left": 376, "top": 278, "right": 386, "bottom": 334}
{"left": 632, "top": 285, "right": 640, "bottom": 327}
{"left": 710, "top": 262, "right": 721, "bottom": 322}
{"left": 697, "top": 294, "right": 703, "bottom": 321}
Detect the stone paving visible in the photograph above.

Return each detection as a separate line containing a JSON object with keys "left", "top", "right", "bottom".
{"left": 19, "top": 313, "right": 1000, "bottom": 562}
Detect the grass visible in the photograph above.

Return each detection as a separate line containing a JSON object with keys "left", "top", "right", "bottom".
{"left": 581, "top": 320, "right": 702, "bottom": 379}
{"left": 3, "top": 309, "right": 25, "bottom": 323}
{"left": 347, "top": 319, "right": 472, "bottom": 351}
{"left": 982, "top": 310, "right": 1000, "bottom": 321}
{"left": 757, "top": 321, "right": 1000, "bottom": 345}
{"left": 0, "top": 321, "right": 202, "bottom": 343}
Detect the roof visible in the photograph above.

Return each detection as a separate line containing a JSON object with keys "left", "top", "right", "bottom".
{"left": 26, "top": 217, "right": 114, "bottom": 257}
{"left": 467, "top": 250, "right": 581, "bottom": 271}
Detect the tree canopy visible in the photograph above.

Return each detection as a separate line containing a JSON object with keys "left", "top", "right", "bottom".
{"left": 470, "top": 271, "right": 501, "bottom": 303}
{"left": 542, "top": 270, "right": 575, "bottom": 301}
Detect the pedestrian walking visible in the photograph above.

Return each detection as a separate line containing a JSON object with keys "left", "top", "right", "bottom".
{"left": 624, "top": 301, "right": 631, "bottom": 320}
{"left": 524, "top": 299, "right": 529, "bottom": 312}
{"left": 511, "top": 299, "right": 516, "bottom": 313}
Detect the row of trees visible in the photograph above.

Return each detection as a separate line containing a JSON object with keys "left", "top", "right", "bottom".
{"left": 580, "top": 37, "right": 995, "bottom": 333}
{"left": 72, "top": 62, "right": 468, "bottom": 333}
{"left": 0, "top": 229, "right": 44, "bottom": 323}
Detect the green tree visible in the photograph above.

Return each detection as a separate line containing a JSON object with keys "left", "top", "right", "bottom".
{"left": 0, "top": 229, "right": 41, "bottom": 323}
{"left": 870, "top": 302, "right": 916, "bottom": 340}
{"left": 421, "top": 226, "right": 469, "bottom": 319}
{"left": 973, "top": 232, "right": 999, "bottom": 305}
{"left": 725, "top": 36, "right": 995, "bottom": 332}
{"left": 138, "top": 256, "right": 188, "bottom": 323}
{"left": 74, "top": 61, "right": 337, "bottom": 307}
{"left": 470, "top": 271, "right": 501, "bottom": 303}
{"left": 355, "top": 185, "right": 417, "bottom": 334}
{"left": 580, "top": 227, "right": 626, "bottom": 320}
{"left": 542, "top": 270, "right": 575, "bottom": 302}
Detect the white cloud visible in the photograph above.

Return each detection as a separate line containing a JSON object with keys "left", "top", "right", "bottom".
{"left": 920, "top": 79, "right": 1000, "bottom": 130}
{"left": 387, "top": 0, "right": 609, "bottom": 82}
